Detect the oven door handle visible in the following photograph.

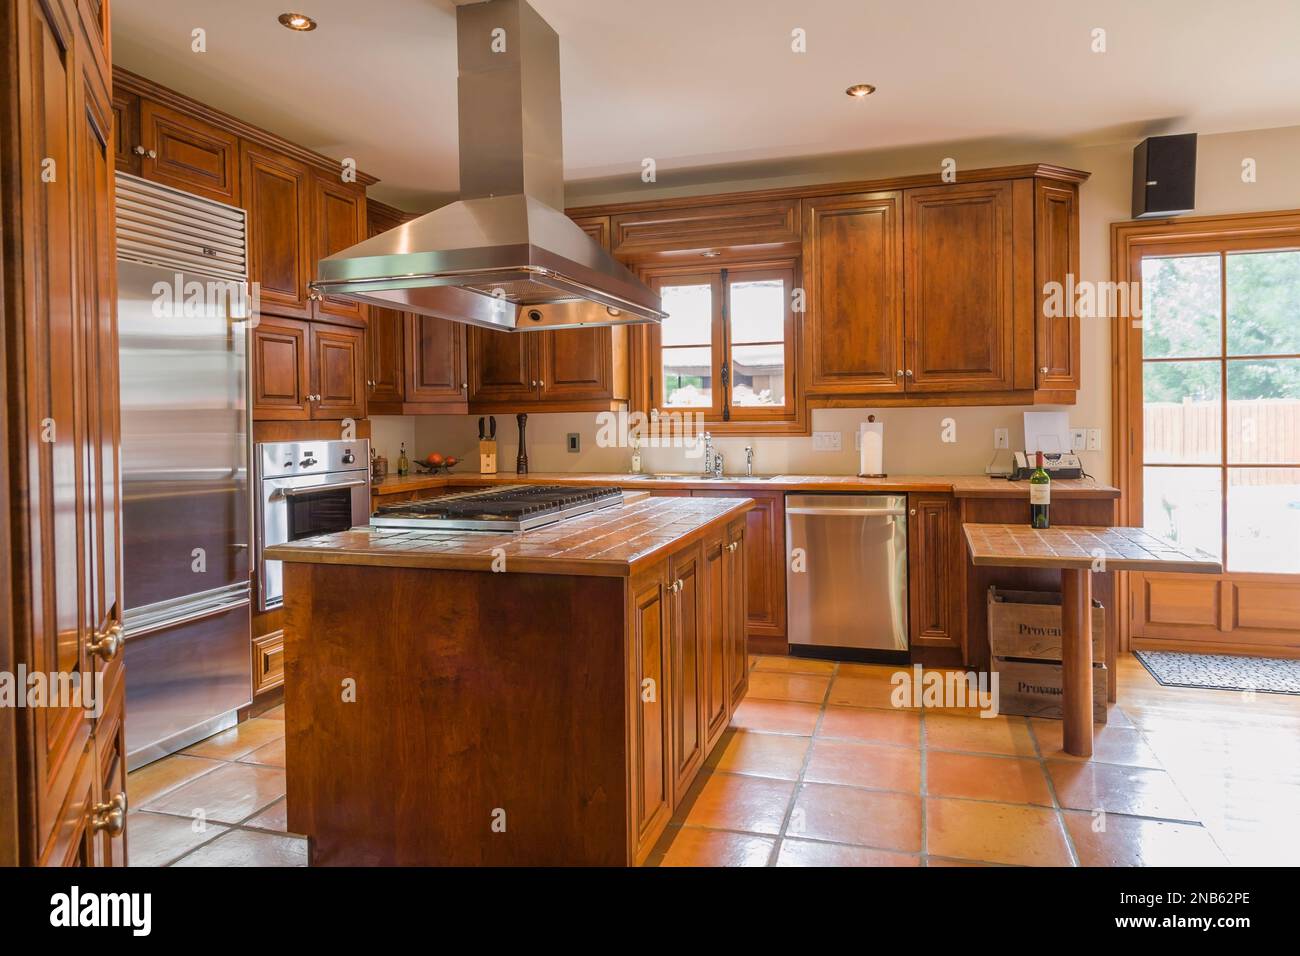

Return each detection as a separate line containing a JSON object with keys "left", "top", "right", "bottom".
{"left": 278, "top": 479, "right": 369, "bottom": 497}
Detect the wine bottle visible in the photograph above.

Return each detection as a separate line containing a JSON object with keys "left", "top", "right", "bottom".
{"left": 1029, "top": 450, "right": 1050, "bottom": 528}
{"left": 397, "top": 442, "right": 409, "bottom": 477}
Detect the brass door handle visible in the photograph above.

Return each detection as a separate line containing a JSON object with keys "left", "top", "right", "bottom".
{"left": 91, "top": 792, "right": 127, "bottom": 836}
{"left": 88, "top": 622, "right": 123, "bottom": 662}
{"left": 132, "top": 145, "right": 145, "bottom": 155}
{"left": 670, "top": 579, "right": 683, "bottom": 593}
{"left": 727, "top": 541, "right": 739, "bottom": 553}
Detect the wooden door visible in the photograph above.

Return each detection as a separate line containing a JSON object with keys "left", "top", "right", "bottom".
{"left": 536, "top": 326, "right": 614, "bottom": 402}
{"left": 310, "top": 172, "right": 367, "bottom": 324}
{"left": 310, "top": 323, "right": 366, "bottom": 420}
{"left": 366, "top": 308, "right": 405, "bottom": 406}
{"left": 628, "top": 568, "right": 671, "bottom": 865}
{"left": 1035, "top": 180, "right": 1081, "bottom": 390}
{"left": 405, "top": 314, "right": 467, "bottom": 405}
{"left": 251, "top": 316, "right": 311, "bottom": 420}
{"left": 692, "top": 490, "right": 786, "bottom": 644}
{"left": 802, "top": 192, "right": 905, "bottom": 394}
{"left": 701, "top": 531, "right": 730, "bottom": 751}
{"left": 724, "top": 519, "right": 749, "bottom": 708}
{"left": 468, "top": 327, "right": 537, "bottom": 404}
{"left": 907, "top": 495, "right": 961, "bottom": 652}
{"left": 138, "top": 98, "right": 239, "bottom": 204}
{"left": 241, "top": 142, "right": 312, "bottom": 318}
{"left": 668, "top": 544, "right": 704, "bottom": 798}
{"left": 904, "top": 181, "right": 1016, "bottom": 391}
{"left": 110, "top": 87, "right": 138, "bottom": 173}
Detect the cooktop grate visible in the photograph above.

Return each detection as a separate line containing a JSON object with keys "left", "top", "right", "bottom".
{"left": 370, "top": 485, "right": 624, "bottom": 532}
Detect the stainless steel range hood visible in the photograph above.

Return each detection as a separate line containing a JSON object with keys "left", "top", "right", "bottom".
{"left": 311, "top": 0, "right": 664, "bottom": 332}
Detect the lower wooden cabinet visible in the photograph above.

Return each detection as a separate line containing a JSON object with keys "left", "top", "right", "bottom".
{"left": 907, "top": 493, "right": 962, "bottom": 655}
{"left": 691, "top": 490, "right": 786, "bottom": 648}
{"left": 629, "top": 526, "right": 747, "bottom": 863}
{"left": 252, "top": 629, "right": 286, "bottom": 695}
{"left": 252, "top": 316, "right": 366, "bottom": 420}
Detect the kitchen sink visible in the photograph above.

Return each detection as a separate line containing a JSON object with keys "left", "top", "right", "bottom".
{"left": 626, "top": 473, "right": 778, "bottom": 482}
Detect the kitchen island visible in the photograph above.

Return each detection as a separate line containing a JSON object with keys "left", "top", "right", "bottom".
{"left": 266, "top": 495, "right": 752, "bottom": 866}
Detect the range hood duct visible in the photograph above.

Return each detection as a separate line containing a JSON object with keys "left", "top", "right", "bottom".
{"left": 310, "top": 0, "right": 665, "bottom": 331}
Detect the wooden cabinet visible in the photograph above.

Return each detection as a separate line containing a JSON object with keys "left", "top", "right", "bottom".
{"left": 668, "top": 544, "right": 705, "bottom": 797}
{"left": 404, "top": 315, "right": 467, "bottom": 405}
{"left": 907, "top": 494, "right": 962, "bottom": 654}
{"left": 628, "top": 567, "right": 672, "bottom": 865}
{"left": 1034, "top": 179, "right": 1081, "bottom": 390}
{"left": 802, "top": 192, "right": 905, "bottom": 394}
{"left": 252, "top": 630, "right": 286, "bottom": 696}
{"left": 723, "top": 519, "right": 749, "bottom": 711}
{"left": 252, "top": 316, "right": 363, "bottom": 420}
{"left": 611, "top": 198, "right": 801, "bottom": 260}
{"left": 111, "top": 88, "right": 139, "bottom": 174}
{"left": 309, "top": 170, "right": 367, "bottom": 324}
{"left": 136, "top": 99, "right": 240, "bottom": 205}
{"left": 701, "top": 531, "right": 730, "bottom": 751}
{"left": 241, "top": 142, "right": 312, "bottom": 318}
{"left": 904, "top": 181, "right": 1017, "bottom": 392}
{"left": 691, "top": 490, "right": 786, "bottom": 648}
{"left": 4, "top": 0, "right": 126, "bottom": 866}
{"left": 467, "top": 325, "right": 628, "bottom": 411}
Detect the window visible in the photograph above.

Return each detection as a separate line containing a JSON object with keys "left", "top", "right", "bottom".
{"left": 1139, "top": 248, "right": 1300, "bottom": 573}
{"left": 650, "top": 262, "right": 796, "bottom": 424}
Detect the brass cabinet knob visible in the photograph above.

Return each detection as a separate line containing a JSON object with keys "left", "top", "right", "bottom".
{"left": 132, "top": 145, "right": 146, "bottom": 155}
{"left": 896, "top": 369, "right": 904, "bottom": 377}
{"left": 461, "top": 382, "right": 467, "bottom": 390}
{"left": 905, "top": 369, "right": 913, "bottom": 377}
{"left": 90, "top": 792, "right": 127, "bottom": 836}
{"left": 88, "top": 622, "right": 123, "bottom": 662}
{"left": 670, "top": 579, "right": 683, "bottom": 593}
{"left": 909, "top": 508, "right": 916, "bottom": 516}
{"left": 727, "top": 541, "right": 739, "bottom": 553}
{"left": 1039, "top": 366, "right": 1049, "bottom": 374}
{"left": 538, "top": 380, "right": 545, "bottom": 388}
{"left": 147, "top": 149, "right": 157, "bottom": 159}
{"left": 530, "top": 380, "right": 537, "bottom": 387}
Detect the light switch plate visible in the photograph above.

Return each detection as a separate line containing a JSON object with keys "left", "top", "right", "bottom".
{"left": 812, "top": 431, "right": 842, "bottom": 452}
{"left": 994, "top": 428, "right": 1009, "bottom": 450}
{"left": 1087, "top": 428, "right": 1102, "bottom": 451}
{"left": 1070, "top": 428, "right": 1087, "bottom": 452}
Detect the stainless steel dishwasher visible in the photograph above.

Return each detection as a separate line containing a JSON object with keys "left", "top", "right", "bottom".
{"left": 785, "top": 493, "right": 909, "bottom": 660}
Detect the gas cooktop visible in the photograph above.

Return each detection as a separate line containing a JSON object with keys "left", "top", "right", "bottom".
{"left": 370, "top": 484, "right": 624, "bottom": 532}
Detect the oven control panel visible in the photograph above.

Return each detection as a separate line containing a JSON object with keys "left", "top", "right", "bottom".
{"left": 257, "top": 439, "right": 370, "bottom": 478}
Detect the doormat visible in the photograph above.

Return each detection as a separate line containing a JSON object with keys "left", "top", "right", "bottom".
{"left": 1134, "top": 650, "right": 1300, "bottom": 695}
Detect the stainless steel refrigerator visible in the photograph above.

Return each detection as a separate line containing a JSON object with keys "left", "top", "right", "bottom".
{"left": 116, "top": 172, "right": 253, "bottom": 769}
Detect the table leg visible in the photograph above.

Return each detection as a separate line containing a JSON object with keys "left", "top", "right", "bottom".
{"left": 1060, "top": 567, "right": 1094, "bottom": 757}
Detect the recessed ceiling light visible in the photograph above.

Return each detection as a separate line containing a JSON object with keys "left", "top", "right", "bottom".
{"left": 278, "top": 12, "right": 317, "bottom": 31}
{"left": 845, "top": 84, "right": 876, "bottom": 98}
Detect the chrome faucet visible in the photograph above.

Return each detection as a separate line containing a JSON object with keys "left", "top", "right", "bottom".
{"left": 702, "top": 432, "right": 724, "bottom": 477}
{"left": 745, "top": 445, "right": 754, "bottom": 478}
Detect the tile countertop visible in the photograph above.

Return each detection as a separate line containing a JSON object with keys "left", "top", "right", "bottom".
{"left": 265, "top": 495, "right": 753, "bottom": 577}
{"left": 370, "top": 471, "right": 1120, "bottom": 499}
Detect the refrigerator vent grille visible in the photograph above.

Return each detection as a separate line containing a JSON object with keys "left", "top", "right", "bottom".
{"left": 115, "top": 172, "right": 247, "bottom": 281}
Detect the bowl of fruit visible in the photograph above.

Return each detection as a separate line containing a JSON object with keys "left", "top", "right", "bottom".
{"left": 415, "top": 452, "right": 459, "bottom": 474}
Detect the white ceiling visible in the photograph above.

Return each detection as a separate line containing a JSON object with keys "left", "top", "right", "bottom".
{"left": 111, "top": 0, "right": 1300, "bottom": 209}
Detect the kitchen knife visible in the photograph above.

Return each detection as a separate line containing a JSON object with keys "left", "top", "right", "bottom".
{"left": 489, "top": 416, "right": 496, "bottom": 439}
{"left": 478, "top": 417, "right": 485, "bottom": 441}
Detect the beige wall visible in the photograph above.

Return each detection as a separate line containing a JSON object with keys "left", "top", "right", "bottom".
{"left": 365, "top": 125, "right": 1300, "bottom": 481}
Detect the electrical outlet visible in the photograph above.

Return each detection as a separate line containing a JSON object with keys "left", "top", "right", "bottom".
{"left": 993, "top": 428, "right": 1009, "bottom": 450}
{"left": 812, "top": 431, "right": 842, "bottom": 452}
{"left": 566, "top": 433, "right": 580, "bottom": 453}
{"left": 1070, "top": 428, "right": 1087, "bottom": 452}
{"left": 1087, "top": 428, "right": 1102, "bottom": 451}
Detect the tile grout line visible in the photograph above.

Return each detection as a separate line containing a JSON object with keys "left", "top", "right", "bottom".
{"left": 1028, "top": 717, "right": 1081, "bottom": 867}
{"left": 765, "top": 659, "right": 839, "bottom": 866}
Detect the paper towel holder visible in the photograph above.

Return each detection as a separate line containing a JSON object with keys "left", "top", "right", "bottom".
{"left": 858, "top": 414, "right": 887, "bottom": 479}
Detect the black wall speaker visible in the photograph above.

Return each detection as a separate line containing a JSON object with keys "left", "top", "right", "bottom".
{"left": 1132, "top": 133, "right": 1197, "bottom": 219}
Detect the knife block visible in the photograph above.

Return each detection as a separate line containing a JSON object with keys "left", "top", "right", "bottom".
{"left": 479, "top": 439, "right": 498, "bottom": 475}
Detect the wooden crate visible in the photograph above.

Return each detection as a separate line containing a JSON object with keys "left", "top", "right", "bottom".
{"left": 988, "top": 587, "right": 1104, "bottom": 662}
{"left": 992, "top": 657, "right": 1107, "bottom": 723}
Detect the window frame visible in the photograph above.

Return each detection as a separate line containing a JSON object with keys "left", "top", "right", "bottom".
{"left": 643, "top": 257, "right": 802, "bottom": 433}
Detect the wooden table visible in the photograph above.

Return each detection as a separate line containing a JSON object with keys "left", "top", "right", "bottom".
{"left": 963, "top": 524, "right": 1221, "bottom": 757}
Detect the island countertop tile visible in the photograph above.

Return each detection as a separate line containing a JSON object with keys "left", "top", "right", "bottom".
{"left": 265, "top": 495, "right": 754, "bottom": 577}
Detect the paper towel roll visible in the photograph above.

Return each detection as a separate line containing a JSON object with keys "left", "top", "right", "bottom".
{"left": 859, "top": 421, "right": 884, "bottom": 477}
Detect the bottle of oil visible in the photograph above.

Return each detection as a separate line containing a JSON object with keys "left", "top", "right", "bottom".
{"left": 1029, "top": 450, "right": 1051, "bottom": 528}
{"left": 397, "top": 442, "right": 410, "bottom": 477}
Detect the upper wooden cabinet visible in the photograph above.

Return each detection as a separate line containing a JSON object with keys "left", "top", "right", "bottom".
{"left": 404, "top": 314, "right": 467, "bottom": 406}
{"left": 241, "top": 142, "right": 313, "bottom": 318}
{"left": 136, "top": 99, "right": 240, "bottom": 205}
{"left": 310, "top": 323, "right": 367, "bottom": 419}
{"left": 611, "top": 198, "right": 800, "bottom": 260}
{"left": 1034, "top": 180, "right": 1082, "bottom": 390}
{"left": 802, "top": 192, "right": 905, "bottom": 394}
{"left": 467, "top": 325, "right": 629, "bottom": 412}
{"left": 310, "top": 171, "right": 367, "bottom": 324}
{"left": 904, "top": 181, "right": 1018, "bottom": 392}
{"left": 251, "top": 316, "right": 365, "bottom": 420}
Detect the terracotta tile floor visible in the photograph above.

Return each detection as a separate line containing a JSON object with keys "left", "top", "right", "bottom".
{"left": 128, "top": 655, "right": 1300, "bottom": 866}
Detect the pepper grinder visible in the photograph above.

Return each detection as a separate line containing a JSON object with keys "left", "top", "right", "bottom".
{"left": 516, "top": 412, "right": 529, "bottom": 474}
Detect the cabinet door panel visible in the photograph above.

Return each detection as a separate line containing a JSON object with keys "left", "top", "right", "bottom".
{"left": 904, "top": 182, "right": 1016, "bottom": 391}
{"left": 139, "top": 99, "right": 239, "bottom": 204}
{"left": 803, "top": 192, "right": 905, "bottom": 394}
{"left": 725, "top": 520, "right": 749, "bottom": 708}
{"left": 537, "top": 326, "right": 612, "bottom": 401}
{"left": 366, "top": 307, "right": 405, "bottom": 405}
{"left": 468, "top": 327, "right": 535, "bottom": 403}
{"left": 251, "top": 317, "right": 310, "bottom": 420}
{"left": 405, "top": 314, "right": 466, "bottom": 404}
{"left": 629, "top": 571, "right": 671, "bottom": 864}
{"left": 1035, "top": 181, "right": 1081, "bottom": 389}
{"left": 691, "top": 491, "right": 785, "bottom": 640}
{"left": 241, "top": 143, "right": 312, "bottom": 318}
{"left": 669, "top": 545, "right": 704, "bottom": 798}
{"left": 110, "top": 88, "right": 138, "bottom": 174}
{"left": 907, "top": 495, "right": 960, "bottom": 651}
{"left": 702, "top": 533, "right": 729, "bottom": 751}
{"left": 310, "top": 323, "right": 366, "bottom": 420}
{"left": 310, "top": 173, "right": 366, "bottom": 323}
